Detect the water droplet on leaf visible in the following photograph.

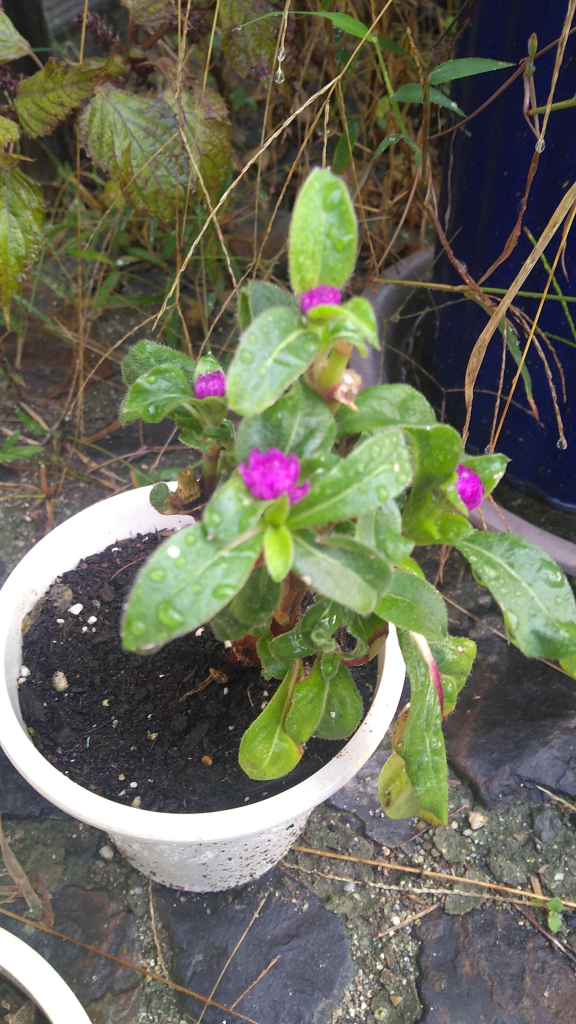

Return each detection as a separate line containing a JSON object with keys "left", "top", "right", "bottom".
{"left": 150, "top": 568, "right": 166, "bottom": 582}
{"left": 157, "top": 602, "right": 185, "bottom": 628}
{"left": 274, "top": 68, "right": 285, "bottom": 84}
{"left": 240, "top": 350, "right": 255, "bottom": 364}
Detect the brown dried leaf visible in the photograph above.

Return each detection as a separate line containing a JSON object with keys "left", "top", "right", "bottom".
{"left": 0, "top": 809, "right": 43, "bottom": 920}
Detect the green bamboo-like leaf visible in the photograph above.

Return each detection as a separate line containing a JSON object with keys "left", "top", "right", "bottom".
{"left": 336, "top": 383, "right": 436, "bottom": 437}
{"left": 163, "top": 83, "right": 232, "bottom": 207}
{"left": 332, "top": 115, "right": 360, "bottom": 174}
{"left": 120, "top": 364, "right": 194, "bottom": 424}
{"left": 312, "top": 662, "right": 363, "bottom": 739}
{"left": 239, "top": 662, "right": 303, "bottom": 780}
{"left": 80, "top": 86, "right": 187, "bottom": 224}
{"left": 289, "top": 168, "right": 357, "bottom": 294}
{"left": 122, "top": 521, "right": 263, "bottom": 652}
{"left": 120, "top": 0, "right": 171, "bottom": 28}
{"left": 292, "top": 531, "right": 390, "bottom": 614}
{"left": 429, "top": 57, "right": 513, "bottom": 85}
{"left": 227, "top": 305, "right": 321, "bottom": 416}
{"left": 392, "top": 83, "right": 464, "bottom": 117}
{"left": 15, "top": 58, "right": 105, "bottom": 139}
{"left": 0, "top": 117, "right": 19, "bottom": 145}
{"left": 0, "top": 163, "right": 44, "bottom": 327}
{"left": 429, "top": 635, "right": 476, "bottom": 715}
{"left": 220, "top": 0, "right": 279, "bottom": 81}
{"left": 501, "top": 321, "right": 534, "bottom": 405}
{"left": 375, "top": 570, "right": 447, "bottom": 640}
{"left": 287, "top": 429, "right": 412, "bottom": 528}
{"left": 308, "top": 11, "right": 377, "bottom": 42}
{"left": 122, "top": 340, "right": 196, "bottom": 387}
{"left": 236, "top": 380, "right": 336, "bottom": 463}
{"left": 396, "top": 630, "right": 448, "bottom": 824}
{"left": 455, "top": 531, "right": 576, "bottom": 660}
{"left": 0, "top": 431, "right": 43, "bottom": 464}
{"left": 0, "top": 11, "right": 33, "bottom": 65}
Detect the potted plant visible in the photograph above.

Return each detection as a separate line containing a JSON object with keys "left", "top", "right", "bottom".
{"left": 2, "top": 169, "right": 576, "bottom": 892}
{"left": 0, "top": 926, "right": 91, "bottom": 1023}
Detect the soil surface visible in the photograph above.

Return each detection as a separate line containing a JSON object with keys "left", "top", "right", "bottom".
{"left": 0, "top": 976, "right": 48, "bottom": 1022}
{"left": 19, "top": 532, "right": 377, "bottom": 814}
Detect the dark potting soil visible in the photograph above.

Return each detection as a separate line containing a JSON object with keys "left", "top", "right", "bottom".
{"left": 19, "top": 532, "right": 378, "bottom": 814}
{"left": 0, "top": 975, "right": 49, "bottom": 1022}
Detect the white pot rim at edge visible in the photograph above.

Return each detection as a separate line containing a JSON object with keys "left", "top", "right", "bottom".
{"left": 0, "top": 486, "right": 405, "bottom": 845}
{"left": 0, "top": 927, "right": 91, "bottom": 1023}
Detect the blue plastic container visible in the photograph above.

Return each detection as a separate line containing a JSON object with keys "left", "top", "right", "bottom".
{"left": 419, "top": 0, "right": 576, "bottom": 506}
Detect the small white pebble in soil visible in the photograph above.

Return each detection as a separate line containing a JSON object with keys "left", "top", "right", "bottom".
{"left": 52, "top": 671, "right": 69, "bottom": 692}
{"left": 228, "top": 725, "right": 234, "bottom": 730}
{"left": 391, "top": 915, "right": 401, "bottom": 926}
{"left": 19, "top": 666, "right": 30, "bottom": 678}
{"left": 56, "top": 618, "right": 64, "bottom": 625}
{"left": 463, "top": 828, "right": 472, "bottom": 836}
{"left": 131, "top": 796, "right": 142, "bottom": 808}
{"left": 82, "top": 626, "right": 88, "bottom": 633}
{"left": 223, "top": 687, "right": 229, "bottom": 695}
{"left": 195, "top": 627, "right": 204, "bottom": 636}
{"left": 223, "top": 640, "right": 232, "bottom": 648}
{"left": 118, "top": 789, "right": 126, "bottom": 796}
{"left": 166, "top": 546, "right": 180, "bottom": 558}
{"left": 554, "top": 871, "right": 565, "bottom": 881}
{"left": 87, "top": 615, "right": 97, "bottom": 625}
{"left": 129, "top": 781, "right": 138, "bottom": 788}
{"left": 112, "top": 720, "right": 119, "bottom": 728}
{"left": 99, "top": 845, "right": 114, "bottom": 861}
{"left": 469, "top": 810, "right": 487, "bottom": 830}
{"left": 451, "top": 820, "right": 459, "bottom": 830}
{"left": 118, "top": 774, "right": 125, "bottom": 780}
{"left": 133, "top": 886, "right": 142, "bottom": 895}
{"left": 68, "top": 604, "right": 83, "bottom": 615}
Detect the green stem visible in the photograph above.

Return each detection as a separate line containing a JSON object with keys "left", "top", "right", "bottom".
{"left": 373, "top": 40, "right": 421, "bottom": 160}
{"left": 313, "top": 339, "right": 354, "bottom": 397}
{"left": 202, "top": 442, "right": 221, "bottom": 493}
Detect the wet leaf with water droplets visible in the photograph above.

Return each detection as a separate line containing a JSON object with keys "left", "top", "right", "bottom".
{"left": 289, "top": 168, "right": 357, "bottom": 293}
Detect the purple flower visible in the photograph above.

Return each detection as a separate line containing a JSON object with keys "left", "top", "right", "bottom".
{"left": 456, "top": 463, "right": 484, "bottom": 510}
{"left": 239, "top": 448, "right": 310, "bottom": 504}
{"left": 300, "top": 285, "right": 342, "bottom": 315}
{"left": 194, "top": 370, "right": 226, "bottom": 399}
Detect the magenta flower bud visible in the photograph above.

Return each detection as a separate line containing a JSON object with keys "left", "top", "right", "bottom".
{"left": 194, "top": 370, "right": 226, "bottom": 399}
{"left": 456, "top": 463, "right": 484, "bottom": 510}
{"left": 239, "top": 448, "right": 310, "bottom": 504}
{"left": 300, "top": 285, "right": 342, "bottom": 315}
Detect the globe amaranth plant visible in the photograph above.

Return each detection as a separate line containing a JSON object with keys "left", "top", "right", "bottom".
{"left": 119, "top": 168, "right": 576, "bottom": 826}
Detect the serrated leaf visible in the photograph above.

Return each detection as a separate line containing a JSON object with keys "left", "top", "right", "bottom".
{"left": 122, "top": 521, "right": 263, "bottom": 652}
{"left": 122, "top": 340, "right": 196, "bottom": 387}
{"left": 375, "top": 570, "right": 447, "bottom": 640}
{"left": 429, "top": 635, "right": 476, "bottom": 715}
{"left": 0, "top": 164, "right": 44, "bottom": 327}
{"left": 392, "top": 83, "right": 465, "bottom": 117}
{"left": 0, "top": 11, "right": 32, "bottom": 65}
{"left": 0, "top": 117, "right": 19, "bottom": 145}
{"left": 120, "top": 0, "right": 171, "bottom": 29}
{"left": 15, "top": 58, "right": 105, "bottom": 139}
{"left": 289, "top": 168, "right": 357, "bottom": 294}
{"left": 287, "top": 429, "right": 412, "bottom": 528}
{"left": 120, "top": 363, "right": 194, "bottom": 424}
{"left": 80, "top": 86, "right": 187, "bottom": 224}
{"left": 163, "top": 83, "right": 232, "bottom": 207}
{"left": 235, "top": 380, "right": 336, "bottom": 463}
{"left": 336, "top": 383, "right": 435, "bottom": 437}
{"left": 313, "top": 662, "right": 362, "bottom": 739}
{"left": 220, "top": 0, "right": 278, "bottom": 81}
{"left": 455, "top": 531, "right": 576, "bottom": 660}
{"left": 292, "top": 531, "right": 390, "bottom": 614}
{"left": 227, "top": 305, "right": 321, "bottom": 416}
{"left": 396, "top": 630, "right": 448, "bottom": 824}
{"left": 429, "top": 57, "right": 513, "bottom": 85}
{"left": 239, "top": 662, "right": 303, "bottom": 780}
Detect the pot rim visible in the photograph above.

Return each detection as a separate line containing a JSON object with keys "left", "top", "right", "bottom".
{"left": 0, "top": 926, "right": 91, "bottom": 1022}
{"left": 0, "top": 486, "right": 405, "bottom": 844}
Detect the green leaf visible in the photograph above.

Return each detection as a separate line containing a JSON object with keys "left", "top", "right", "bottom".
{"left": 244, "top": 280, "right": 299, "bottom": 323}
{"left": 0, "top": 11, "right": 33, "bottom": 65}
{"left": 163, "top": 83, "right": 232, "bottom": 207}
{"left": 239, "top": 662, "right": 303, "bottom": 780}
{"left": 396, "top": 630, "right": 448, "bottom": 824}
{"left": 122, "top": 521, "right": 263, "bottom": 652}
{"left": 120, "top": 364, "right": 194, "bottom": 424}
{"left": 560, "top": 654, "right": 576, "bottom": 679}
{"left": 0, "top": 431, "right": 43, "bottom": 464}
{"left": 287, "top": 429, "right": 412, "bottom": 528}
{"left": 235, "top": 380, "right": 336, "bottom": 463}
{"left": 284, "top": 660, "right": 327, "bottom": 744}
{"left": 336, "top": 383, "right": 435, "bottom": 437}
{"left": 375, "top": 570, "right": 447, "bottom": 640}
{"left": 80, "top": 86, "right": 187, "bottom": 224}
{"left": 332, "top": 115, "right": 360, "bottom": 174}
{"left": 356, "top": 506, "right": 414, "bottom": 563}
{"left": 203, "top": 472, "right": 266, "bottom": 542}
{"left": 292, "top": 531, "right": 390, "bottom": 614}
{"left": 309, "top": 11, "right": 377, "bottom": 42}
{"left": 501, "top": 321, "right": 534, "bottom": 405}
{"left": 373, "top": 133, "right": 403, "bottom": 159}
{"left": 455, "top": 531, "right": 576, "bottom": 660}
{"left": 14, "top": 58, "right": 105, "bottom": 139}
{"left": 227, "top": 305, "right": 321, "bottom": 416}
{"left": 220, "top": 0, "right": 279, "bottom": 81}
{"left": 270, "top": 599, "right": 342, "bottom": 661}
{"left": 429, "top": 635, "right": 476, "bottom": 715}
{"left": 308, "top": 296, "right": 379, "bottom": 352}
{"left": 548, "top": 897, "right": 564, "bottom": 913}
{"left": 459, "top": 452, "right": 509, "bottom": 497}
{"left": 405, "top": 423, "right": 462, "bottom": 505}
{"left": 392, "top": 83, "right": 464, "bottom": 117}
{"left": 211, "top": 566, "right": 280, "bottom": 640}
{"left": 288, "top": 168, "right": 357, "bottom": 294}
{"left": 122, "top": 341, "right": 196, "bottom": 388}
{"left": 120, "top": 0, "right": 171, "bottom": 28}
{"left": 548, "top": 911, "right": 563, "bottom": 933}
{"left": 378, "top": 751, "right": 442, "bottom": 824}
{"left": 0, "top": 163, "right": 44, "bottom": 327}
{"left": 263, "top": 524, "right": 293, "bottom": 583}
{"left": 429, "top": 57, "right": 513, "bottom": 85}
{"left": 257, "top": 632, "right": 292, "bottom": 680}
{"left": 149, "top": 481, "right": 170, "bottom": 510}
{"left": 0, "top": 117, "right": 19, "bottom": 145}
{"left": 313, "top": 662, "right": 363, "bottom": 739}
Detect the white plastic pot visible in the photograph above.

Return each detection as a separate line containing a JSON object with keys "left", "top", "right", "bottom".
{"left": 0, "top": 926, "right": 91, "bottom": 1022}
{"left": 0, "top": 487, "right": 405, "bottom": 892}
